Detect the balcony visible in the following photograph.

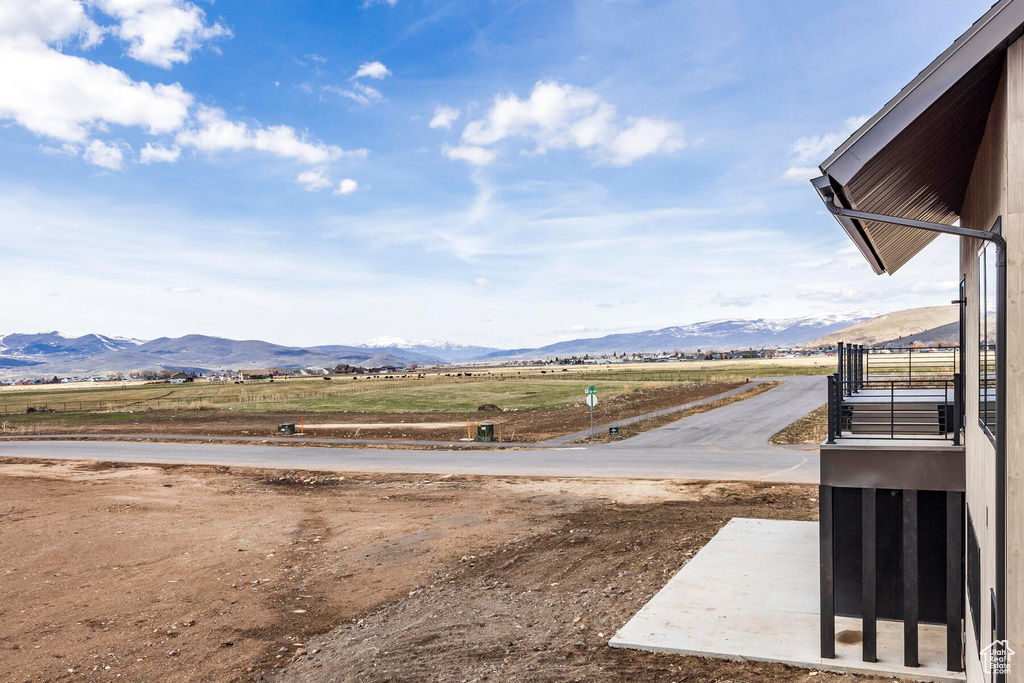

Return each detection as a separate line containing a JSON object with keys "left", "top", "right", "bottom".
{"left": 819, "top": 342, "right": 965, "bottom": 674}
{"left": 826, "top": 343, "right": 962, "bottom": 445}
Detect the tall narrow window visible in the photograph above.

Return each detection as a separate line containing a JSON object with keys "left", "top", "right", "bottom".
{"left": 978, "top": 242, "right": 998, "bottom": 439}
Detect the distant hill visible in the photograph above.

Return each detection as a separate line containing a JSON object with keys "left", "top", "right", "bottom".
{"left": 0, "top": 334, "right": 445, "bottom": 378}
{"left": 479, "top": 311, "right": 877, "bottom": 360}
{"left": 0, "top": 308, "right": 923, "bottom": 378}
{"left": 0, "top": 332, "right": 143, "bottom": 358}
{"left": 799, "top": 305, "right": 959, "bottom": 348}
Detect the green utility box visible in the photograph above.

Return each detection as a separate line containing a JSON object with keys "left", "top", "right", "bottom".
{"left": 277, "top": 423, "right": 296, "bottom": 435}
{"left": 476, "top": 423, "right": 494, "bottom": 442}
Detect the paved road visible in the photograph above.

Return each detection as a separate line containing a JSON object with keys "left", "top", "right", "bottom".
{"left": 0, "top": 376, "right": 825, "bottom": 483}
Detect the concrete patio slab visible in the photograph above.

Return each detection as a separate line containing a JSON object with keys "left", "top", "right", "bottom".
{"left": 610, "top": 518, "right": 964, "bottom": 682}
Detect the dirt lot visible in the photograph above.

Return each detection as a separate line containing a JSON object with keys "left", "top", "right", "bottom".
{"left": 4, "top": 381, "right": 744, "bottom": 443}
{"left": 0, "top": 460, "right": 877, "bottom": 683}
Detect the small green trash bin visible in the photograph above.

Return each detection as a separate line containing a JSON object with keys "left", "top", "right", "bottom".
{"left": 278, "top": 423, "right": 296, "bottom": 435}
{"left": 476, "top": 423, "right": 494, "bottom": 442}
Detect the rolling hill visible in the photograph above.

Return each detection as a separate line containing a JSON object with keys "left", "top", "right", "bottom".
{"left": 799, "top": 305, "right": 959, "bottom": 348}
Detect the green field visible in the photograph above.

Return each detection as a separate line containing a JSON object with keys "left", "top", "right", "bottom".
{"left": 0, "top": 357, "right": 834, "bottom": 417}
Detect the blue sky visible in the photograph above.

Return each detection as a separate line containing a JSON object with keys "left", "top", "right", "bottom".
{"left": 0, "top": 0, "right": 993, "bottom": 347}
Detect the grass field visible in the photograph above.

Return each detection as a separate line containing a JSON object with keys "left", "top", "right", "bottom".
{"left": 0, "top": 357, "right": 835, "bottom": 418}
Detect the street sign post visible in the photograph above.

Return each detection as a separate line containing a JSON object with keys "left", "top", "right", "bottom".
{"left": 585, "top": 390, "right": 598, "bottom": 441}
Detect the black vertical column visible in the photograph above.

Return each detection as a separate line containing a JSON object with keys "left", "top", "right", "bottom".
{"left": 946, "top": 491, "right": 963, "bottom": 672}
{"left": 862, "top": 488, "right": 877, "bottom": 662}
{"left": 904, "top": 489, "right": 919, "bottom": 667}
{"left": 820, "top": 485, "right": 835, "bottom": 659}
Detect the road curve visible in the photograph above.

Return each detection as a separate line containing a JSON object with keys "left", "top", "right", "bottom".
{"left": 0, "top": 376, "right": 825, "bottom": 483}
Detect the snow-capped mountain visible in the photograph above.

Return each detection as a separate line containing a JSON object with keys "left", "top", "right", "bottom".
{"left": 0, "top": 310, "right": 882, "bottom": 377}
{"left": 0, "top": 332, "right": 145, "bottom": 359}
{"left": 358, "top": 337, "right": 501, "bottom": 362}
{"left": 478, "top": 311, "right": 879, "bottom": 360}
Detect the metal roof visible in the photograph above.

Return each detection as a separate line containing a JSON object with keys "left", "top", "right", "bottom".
{"left": 815, "top": 0, "right": 1024, "bottom": 274}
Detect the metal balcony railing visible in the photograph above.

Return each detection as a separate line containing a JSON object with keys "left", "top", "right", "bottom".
{"left": 826, "top": 342, "right": 963, "bottom": 444}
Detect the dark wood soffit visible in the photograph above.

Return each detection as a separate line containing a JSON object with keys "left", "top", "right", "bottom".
{"left": 844, "top": 52, "right": 1005, "bottom": 273}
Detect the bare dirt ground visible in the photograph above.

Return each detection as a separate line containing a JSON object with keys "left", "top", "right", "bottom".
{"left": 5, "top": 382, "right": 743, "bottom": 443}
{"left": 0, "top": 459, "right": 880, "bottom": 683}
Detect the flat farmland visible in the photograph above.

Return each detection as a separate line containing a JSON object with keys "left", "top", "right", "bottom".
{"left": 0, "top": 358, "right": 831, "bottom": 442}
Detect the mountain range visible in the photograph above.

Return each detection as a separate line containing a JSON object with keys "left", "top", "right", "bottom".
{"left": 798, "top": 305, "right": 959, "bottom": 348}
{"left": 0, "top": 310, "right": 885, "bottom": 378}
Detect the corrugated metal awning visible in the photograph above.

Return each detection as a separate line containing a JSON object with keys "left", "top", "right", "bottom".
{"left": 816, "top": 0, "right": 1024, "bottom": 274}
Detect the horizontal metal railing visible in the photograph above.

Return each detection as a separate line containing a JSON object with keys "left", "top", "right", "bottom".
{"left": 836, "top": 342, "right": 959, "bottom": 389}
{"left": 827, "top": 373, "right": 962, "bottom": 444}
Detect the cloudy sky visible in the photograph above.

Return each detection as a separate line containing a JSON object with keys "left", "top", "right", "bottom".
{"left": 0, "top": 0, "right": 992, "bottom": 348}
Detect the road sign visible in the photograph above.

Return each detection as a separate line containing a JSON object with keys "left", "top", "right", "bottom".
{"left": 585, "top": 386, "right": 597, "bottom": 394}
{"left": 586, "top": 393, "right": 597, "bottom": 407}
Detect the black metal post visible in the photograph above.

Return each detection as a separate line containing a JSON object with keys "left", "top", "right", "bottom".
{"left": 953, "top": 373, "right": 963, "bottom": 446}
{"left": 946, "top": 491, "right": 964, "bottom": 672}
{"left": 827, "top": 374, "right": 837, "bottom": 444}
{"left": 851, "top": 344, "right": 860, "bottom": 393}
{"left": 837, "top": 341, "right": 844, "bottom": 383}
{"left": 820, "top": 485, "right": 835, "bottom": 659}
{"left": 904, "top": 489, "right": 919, "bottom": 667}
{"left": 862, "top": 488, "right": 877, "bottom": 663}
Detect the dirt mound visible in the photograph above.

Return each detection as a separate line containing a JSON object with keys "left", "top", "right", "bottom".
{"left": 476, "top": 403, "right": 502, "bottom": 412}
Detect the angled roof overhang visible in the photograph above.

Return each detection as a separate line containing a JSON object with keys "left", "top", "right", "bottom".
{"left": 815, "top": 0, "right": 1024, "bottom": 275}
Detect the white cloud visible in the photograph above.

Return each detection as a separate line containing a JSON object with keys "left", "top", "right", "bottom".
{"left": 96, "top": 0, "right": 231, "bottom": 68}
{"left": 352, "top": 61, "right": 390, "bottom": 79}
{"left": 40, "top": 142, "right": 80, "bottom": 157}
{"left": 166, "top": 285, "right": 200, "bottom": 293}
{"left": 83, "top": 138, "right": 125, "bottom": 170}
{"left": 139, "top": 142, "right": 180, "bottom": 163}
{"left": 607, "top": 117, "right": 684, "bottom": 166}
{"left": 0, "top": 1, "right": 357, "bottom": 183}
{"left": 443, "top": 144, "right": 496, "bottom": 166}
{"left": 783, "top": 115, "right": 869, "bottom": 180}
{"left": 362, "top": 0, "right": 397, "bottom": 8}
{"left": 176, "top": 106, "right": 352, "bottom": 165}
{"left": 296, "top": 169, "right": 332, "bottom": 191}
{"left": 0, "top": 40, "right": 193, "bottom": 142}
{"left": 429, "top": 105, "right": 460, "bottom": 130}
{"left": 335, "top": 178, "right": 358, "bottom": 195}
{"left": 474, "top": 277, "right": 491, "bottom": 286}
{"left": 0, "top": 0, "right": 102, "bottom": 46}
{"left": 712, "top": 292, "right": 756, "bottom": 307}
{"left": 457, "top": 80, "right": 683, "bottom": 166}
{"left": 782, "top": 166, "right": 819, "bottom": 182}
{"left": 326, "top": 82, "right": 383, "bottom": 106}
{"left": 910, "top": 280, "right": 957, "bottom": 294}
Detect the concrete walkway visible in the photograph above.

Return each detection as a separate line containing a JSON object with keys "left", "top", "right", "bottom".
{"left": 611, "top": 518, "right": 962, "bottom": 682}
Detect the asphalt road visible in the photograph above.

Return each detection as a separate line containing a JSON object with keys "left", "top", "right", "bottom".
{"left": 0, "top": 376, "right": 825, "bottom": 483}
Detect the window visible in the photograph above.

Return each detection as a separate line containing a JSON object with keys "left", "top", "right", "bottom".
{"left": 978, "top": 241, "right": 998, "bottom": 440}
